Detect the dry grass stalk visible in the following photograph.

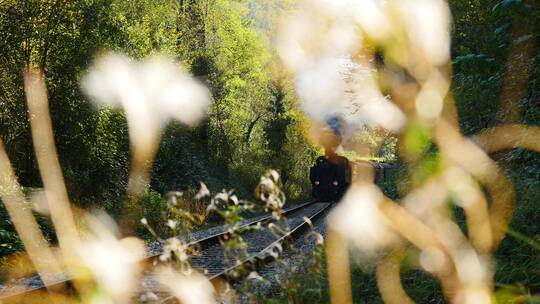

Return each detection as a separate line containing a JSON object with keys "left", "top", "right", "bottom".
{"left": 277, "top": 0, "right": 539, "bottom": 303}
{"left": 0, "top": 139, "right": 62, "bottom": 286}
{"left": 24, "top": 70, "right": 80, "bottom": 264}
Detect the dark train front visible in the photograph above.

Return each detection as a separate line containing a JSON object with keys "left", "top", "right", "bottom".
{"left": 309, "top": 154, "right": 351, "bottom": 202}
{"left": 309, "top": 158, "right": 392, "bottom": 203}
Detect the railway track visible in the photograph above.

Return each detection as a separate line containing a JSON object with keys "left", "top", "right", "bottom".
{"left": 0, "top": 201, "right": 331, "bottom": 303}
{"left": 154, "top": 201, "right": 331, "bottom": 303}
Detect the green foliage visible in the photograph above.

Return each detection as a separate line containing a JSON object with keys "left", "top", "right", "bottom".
{"left": 0, "top": 209, "right": 23, "bottom": 255}
{"left": 0, "top": 0, "right": 317, "bottom": 255}
{"left": 450, "top": 0, "right": 540, "bottom": 133}
{"left": 493, "top": 171, "right": 540, "bottom": 289}
{"left": 138, "top": 190, "right": 169, "bottom": 238}
{"left": 449, "top": 2, "right": 540, "bottom": 294}
{"left": 403, "top": 122, "right": 431, "bottom": 157}
{"left": 377, "top": 161, "right": 407, "bottom": 199}
{"left": 151, "top": 122, "right": 245, "bottom": 197}
{"left": 0, "top": 0, "right": 132, "bottom": 207}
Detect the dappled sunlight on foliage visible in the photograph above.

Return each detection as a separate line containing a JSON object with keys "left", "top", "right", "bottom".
{"left": 0, "top": 0, "right": 539, "bottom": 303}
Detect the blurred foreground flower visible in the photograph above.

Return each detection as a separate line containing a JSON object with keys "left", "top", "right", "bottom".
{"left": 277, "top": 0, "right": 452, "bottom": 141}
{"left": 156, "top": 266, "right": 215, "bottom": 304}
{"left": 255, "top": 170, "right": 286, "bottom": 216}
{"left": 328, "top": 185, "right": 398, "bottom": 257}
{"left": 76, "top": 214, "right": 145, "bottom": 303}
{"left": 277, "top": 0, "right": 507, "bottom": 303}
{"left": 82, "top": 53, "right": 210, "bottom": 129}
{"left": 277, "top": 0, "right": 407, "bottom": 138}
{"left": 82, "top": 53, "right": 211, "bottom": 197}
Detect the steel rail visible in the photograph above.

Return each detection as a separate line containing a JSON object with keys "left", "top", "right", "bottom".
{"left": 0, "top": 201, "right": 319, "bottom": 302}
{"left": 159, "top": 202, "right": 332, "bottom": 304}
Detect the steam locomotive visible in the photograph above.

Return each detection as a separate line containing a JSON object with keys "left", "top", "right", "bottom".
{"left": 310, "top": 158, "right": 393, "bottom": 202}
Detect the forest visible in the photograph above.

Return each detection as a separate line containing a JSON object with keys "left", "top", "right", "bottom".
{"left": 0, "top": 0, "right": 539, "bottom": 303}
{"left": 0, "top": 0, "right": 319, "bottom": 239}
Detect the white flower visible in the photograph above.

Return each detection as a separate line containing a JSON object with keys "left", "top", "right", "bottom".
{"left": 303, "top": 216, "right": 313, "bottom": 228}
{"left": 206, "top": 200, "right": 217, "bottom": 212}
{"left": 266, "top": 242, "right": 283, "bottom": 259}
{"left": 269, "top": 170, "right": 280, "bottom": 183}
{"left": 159, "top": 248, "right": 171, "bottom": 262}
{"left": 161, "top": 238, "right": 189, "bottom": 263}
{"left": 213, "top": 191, "right": 229, "bottom": 202}
{"left": 277, "top": 0, "right": 406, "bottom": 134}
{"left": 166, "top": 191, "right": 183, "bottom": 206}
{"left": 81, "top": 52, "right": 210, "bottom": 188}
{"left": 391, "top": 0, "right": 451, "bottom": 66}
{"left": 82, "top": 53, "right": 211, "bottom": 196}
{"left": 139, "top": 291, "right": 159, "bottom": 302}
{"left": 350, "top": 0, "right": 390, "bottom": 40}
{"left": 278, "top": 0, "right": 451, "bottom": 134}
{"left": 247, "top": 271, "right": 265, "bottom": 281}
{"left": 313, "top": 232, "right": 324, "bottom": 245}
{"left": 327, "top": 185, "right": 398, "bottom": 256}
{"left": 82, "top": 53, "right": 210, "bottom": 130}
{"left": 255, "top": 171, "right": 286, "bottom": 211}
{"left": 195, "top": 182, "right": 210, "bottom": 200}
{"left": 166, "top": 219, "right": 177, "bottom": 229}
{"left": 77, "top": 215, "right": 144, "bottom": 303}
{"left": 268, "top": 223, "right": 288, "bottom": 238}
{"left": 156, "top": 267, "right": 215, "bottom": 304}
